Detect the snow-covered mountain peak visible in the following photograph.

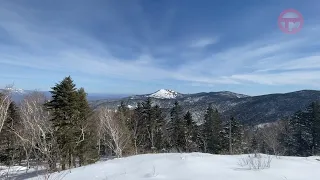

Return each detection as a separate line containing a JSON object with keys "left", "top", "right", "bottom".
{"left": 148, "top": 89, "right": 180, "bottom": 99}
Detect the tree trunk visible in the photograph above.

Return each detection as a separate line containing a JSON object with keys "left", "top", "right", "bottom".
{"left": 134, "top": 139, "right": 138, "bottom": 155}
{"left": 229, "top": 120, "right": 232, "bottom": 155}
{"left": 98, "top": 140, "right": 101, "bottom": 156}
{"left": 24, "top": 147, "right": 30, "bottom": 173}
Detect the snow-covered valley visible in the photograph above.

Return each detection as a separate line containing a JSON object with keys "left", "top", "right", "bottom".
{"left": 19, "top": 153, "right": 320, "bottom": 180}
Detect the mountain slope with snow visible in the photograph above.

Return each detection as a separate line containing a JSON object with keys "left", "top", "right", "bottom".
{"left": 92, "top": 90, "right": 320, "bottom": 125}
{"left": 147, "top": 89, "right": 181, "bottom": 99}
{"left": 29, "top": 153, "right": 320, "bottom": 180}
{"left": 1, "top": 87, "right": 26, "bottom": 94}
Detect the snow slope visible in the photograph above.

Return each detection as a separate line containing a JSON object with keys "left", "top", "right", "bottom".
{"left": 148, "top": 89, "right": 180, "bottom": 99}
{"left": 29, "top": 153, "right": 320, "bottom": 180}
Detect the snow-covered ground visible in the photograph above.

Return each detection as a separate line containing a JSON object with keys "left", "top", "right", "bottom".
{"left": 0, "top": 165, "right": 34, "bottom": 178}
{"left": 25, "top": 153, "right": 320, "bottom": 180}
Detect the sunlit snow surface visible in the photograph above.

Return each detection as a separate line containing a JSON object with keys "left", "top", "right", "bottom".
{"left": 28, "top": 153, "right": 320, "bottom": 180}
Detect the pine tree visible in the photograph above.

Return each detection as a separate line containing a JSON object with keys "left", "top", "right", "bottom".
{"left": 46, "top": 76, "right": 79, "bottom": 170}
{"left": 306, "top": 102, "right": 320, "bottom": 155}
{"left": 202, "top": 105, "right": 224, "bottom": 154}
{"left": 282, "top": 102, "right": 320, "bottom": 156}
{"left": 202, "top": 105, "right": 213, "bottom": 153}
{"left": 289, "top": 111, "right": 310, "bottom": 156}
{"left": 141, "top": 98, "right": 155, "bottom": 151}
{"left": 0, "top": 102, "right": 20, "bottom": 165}
{"left": 129, "top": 98, "right": 166, "bottom": 153}
{"left": 184, "top": 111, "right": 198, "bottom": 152}
{"left": 129, "top": 102, "right": 145, "bottom": 154}
{"left": 170, "top": 101, "right": 186, "bottom": 152}
{"left": 224, "top": 116, "right": 243, "bottom": 154}
{"left": 152, "top": 105, "right": 166, "bottom": 152}
{"left": 279, "top": 113, "right": 299, "bottom": 156}
{"left": 249, "top": 130, "right": 259, "bottom": 154}
{"left": 75, "top": 88, "right": 98, "bottom": 166}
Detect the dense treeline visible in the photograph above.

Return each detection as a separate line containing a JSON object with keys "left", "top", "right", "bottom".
{"left": 1, "top": 76, "right": 320, "bottom": 174}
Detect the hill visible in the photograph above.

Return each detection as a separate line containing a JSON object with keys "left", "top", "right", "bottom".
{"left": 91, "top": 89, "right": 320, "bottom": 125}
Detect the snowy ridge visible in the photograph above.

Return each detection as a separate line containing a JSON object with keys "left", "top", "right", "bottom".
{"left": 148, "top": 89, "right": 180, "bottom": 99}
{"left": 215, "top": 91, "right": 249, "bottom": 98}
{"left": 2, "top": 87, "right": 25, "bottom": 94}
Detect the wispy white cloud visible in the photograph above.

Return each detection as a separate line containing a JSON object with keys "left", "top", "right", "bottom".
{"left": 1, "top": 0, "right": 320, "bottom": 92}
{"left": 171, "top": 24, "right": 320, "bottom": 86}
{"left": 230, "top": 71, "right": 320, "bottom": 86}
{"left": 189, "top": 37, "right": 219, "bottom": 48}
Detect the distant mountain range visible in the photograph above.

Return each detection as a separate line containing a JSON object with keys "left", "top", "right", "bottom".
{"left": 4, "top": 88, "right": 320, "bottom": 125}
{"left": 1, "top": 88, "right": 130, "bottom": 102}
{"left": 91, "top": 89, "right": 320, "bottom": 125}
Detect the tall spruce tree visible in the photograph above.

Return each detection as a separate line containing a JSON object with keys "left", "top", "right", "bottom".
{"left": 184, "top": 111, "right": 198, "bottom": 152}
{"left": 250, "top": 130, "right": 259, "bottom": 154}
{"left": 306, "top": 101, "right": 320, "bottom": 155}
{"left": 202, "top": 105, "right": 223, "bottom": 154}
{"left": 141, "top": 98, "right": 154, "bottom": 151}
{"left": 129, "top": 102, "right": 145, "bottom": 154}
{"left": 152, "top": 105, "right": 166, "bottom": 152}
{"left": 46, "top": 76, "right": 79, "bottom": 170}
{"left": 134, "top": 98, "right": 166, "bottom": 153}
{"left": 282, "top": 102, "right": 320, "bottom": 156}
{"left": 287, "top": 111, "right": 310, "bottom": 156}
{"left": 224, "top": 116, "right": 243, "bottom": 154}
{"left": 170, "top": 101, "right": 186, "bottom": 152}
{"left": 75, "top": 88, "right": 98, "bottom": 166}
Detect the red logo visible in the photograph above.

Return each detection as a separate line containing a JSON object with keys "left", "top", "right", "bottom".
{"left": 278, "top": 9, "right": 304, "bottom": 34}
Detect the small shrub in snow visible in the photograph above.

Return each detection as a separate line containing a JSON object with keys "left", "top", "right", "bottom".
{"left": 238, "top": 154, "right": 273, "bottom": 170}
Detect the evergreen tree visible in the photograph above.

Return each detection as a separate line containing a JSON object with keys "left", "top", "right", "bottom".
{"left": 75, "top": 88, "right": 98, "bottom": 166}
{"left": 118, "top": 101, "right": 132, "bottom": 129}
{"left": 141, "top": 98, "right": 155, "bottom": 151}
{"left": 129, "top": 102, "right": 145, "bottom": 154}
{"left": 282, "top": 102, "right": 320, "bottom": 156}
{"left": 184, "top": 111, "right": 198, "bottom": 152}
{"left": 152, "top": 105, "right": 166, "bottom": 152}
{"left": 279, "top": 115, "right": 299, "bottom": 156}
{"left": 170, "top": 101, "right": 186, "bottom": 152}
{"left": 224, "top": 116, "right": 243, "bottom": 154}
{"left": 249, "top": 130, "right": 259, "bottom": 154}
{"left": 46, "top": 76, "right": 79, "bottom": 170}
{"left": 0, "top": 102, "right": 20, "bottom": 165}
{"left": 131, "top": 98, "right": 166, "bottom": 153}
{"left": 202, "top": 105, "right": 223, "bottom": 154}
{"left": 306, "top": 102, "right": 320, "bottom": 155}
{"left": 288, "top": 111, "right": 311, "bottom": 156}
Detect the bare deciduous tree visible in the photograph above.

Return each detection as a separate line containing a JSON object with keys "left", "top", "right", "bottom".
{"left": 130, "top": 114, "right": 142, "bottom": 155}
{"left": 97, "top": 107, "right": 131, "bottom": 158}
{"left": 11, "top": 92, "right": 57, "bottom": 171}
{"left": 0, "top": 86, "right": 13, "bottom": 134}
{"left": 260, "top": 122, "right": 284, "bottom": 156}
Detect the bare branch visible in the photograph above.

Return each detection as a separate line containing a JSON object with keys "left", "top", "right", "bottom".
{"left": 97, "top": 107, "right": 131, "bottom": 157}
{"left": 0, "top": 85, "right": 13, "bottom": 133}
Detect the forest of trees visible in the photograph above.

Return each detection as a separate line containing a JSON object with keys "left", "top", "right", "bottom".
{"left": 1, "top": 76, "right": 320, "bottom": 173}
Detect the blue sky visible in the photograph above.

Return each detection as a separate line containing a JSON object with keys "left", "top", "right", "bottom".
{"left": 0, "top": 0, "right": 320, "bottom": 95}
